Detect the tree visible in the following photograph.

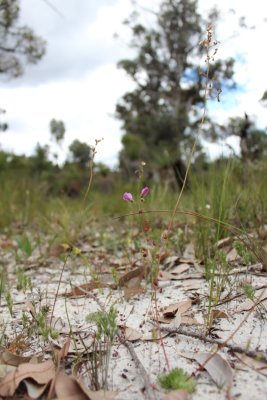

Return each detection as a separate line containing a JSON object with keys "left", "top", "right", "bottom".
{"left": 224, "top": 114, "right": 267, "bottom": 161}
{"left": 0, "top": 107, "right": 8, "bottom": 131}
{"left": 69, "top": 139, "right": 91, "bottom": 167}
{"left": 116, "top": 0, "right": 235, "bottom": 184}
{"left": 0, "top": 0, "right": 46, "bottom": 78}
{"left": 50, "top": 119, "right": 65, "bottom": 145}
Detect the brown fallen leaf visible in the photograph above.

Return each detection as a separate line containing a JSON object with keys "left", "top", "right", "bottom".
{"left": 210, "top": 310, "right": 229, "bottom": 319}
{"left": 182, "top": 243, "right": 195, "bottom": 259}
{"left": 181, "top": 280, "right": 201, "bottom": 291}
{"left": 226, "top": 248, "right": 241, "bottom": 262}
{"left": 124, "top": 326, "right": 143, "bottom": 341}
{"left": 0, "top": 359, "right": 55, "bottom": 397}
{"left": 163, "top": 389, "right": 191, "bottom": 400}
{"left": 0, "top": 351, "right": 38, "bottom": 366}
{"left": 158, "top": 271, "right": 176, "bottom": 281}
{"left": 236, "top": 290, "right": 267, "bottom": 312}
{"left": 182, "top": 352, "right": 233, "bottom": 389}
{"left": 162, "top": 255, "right": 180, "bottom": 270}
{"left": 163, "top": 300, "right": 192, "bottom": 318}
{"left": 118, "top": 266, "right": 145, "bottom": 288}
{"left": 55, "top": 370, "right": 89, "bottom": 400}
{"left": 170, "top": 263, "right": 191, "bottom": 274}
{"left": 24, "top": 379, "right": 49, "bottom": 399}
{"left": 216, "top": 236, "right": 233, "bottom": 249}
{"left": 124, "top": 287, "right": 146, "bottom": 300}
{"left": 72, "top": 362, "right": 117, "bottom": 399}
{"left": 235, "top": 353, "right": 267, "bottom": 377}
{"left": 65, "top": 281, "right": 113, "bottom": 297}
{"left": 181, "top": 316, "right": 200, "bottom": 325}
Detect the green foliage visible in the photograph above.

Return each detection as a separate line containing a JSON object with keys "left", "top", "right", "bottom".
{"left": 242, "top": 283, "right": 255, "bottom": 300}
{"left": 0, "top": 0, "right": 46, "bottom": 78}
{"left": 50, "top": 119, "right": 65, "bottom": 144}
{"left": 234, "top": 240, "right": 256, "bottom": 265}
{"left": 69, "top": 139, "right": 92, "bottom": 167}
{"left": 116, "top": 0, "right": 235, "bottom": 168}
{"left": 16, "top": 267, "right": 32, "bottom": 292}
{"left": 159, "top": 368, "right": 196, "bottom": 393}
{"left": 86, "top": 306, "right": 117, "bottom": 390}
{"left": 5, "top": 290, "right": 13, "bottom": 316}
{"left": 17, "top": 234, "right": 33, "bottom": 258}
{"left": 86, "top": 306, "right": 117, "bottom": 342}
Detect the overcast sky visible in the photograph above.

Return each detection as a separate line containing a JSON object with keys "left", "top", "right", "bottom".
{"left": 1, "top": 0, "right": 266, "bottom": 167}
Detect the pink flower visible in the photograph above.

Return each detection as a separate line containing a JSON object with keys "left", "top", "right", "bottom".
{"left": 140, "top": 186, "right": 150, "bottom": 198}
{"left": 123, "top": 192, "right": 134, "bottom": 202}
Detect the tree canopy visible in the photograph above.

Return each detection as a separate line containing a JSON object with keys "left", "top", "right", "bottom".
{"left": 0, "top": 0, "right": 46, "bottom": 78}
{"left": 116, "top": 0, "right": 235, "bottom": 175}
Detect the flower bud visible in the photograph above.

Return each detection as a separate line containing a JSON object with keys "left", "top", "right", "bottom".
{"left": 123, "top": 192, "right": 134, "bottom": 202}
{"left": 140, "top": 186, "right": 150, "bottom": 198}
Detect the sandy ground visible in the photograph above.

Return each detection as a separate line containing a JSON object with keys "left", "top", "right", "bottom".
{"left": 0, "top": 239, "right": 267, "bottom": 399}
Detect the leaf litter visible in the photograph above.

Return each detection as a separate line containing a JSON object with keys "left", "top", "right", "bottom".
{"left": 0, "top": 223, "right": 266, "bottom": 399}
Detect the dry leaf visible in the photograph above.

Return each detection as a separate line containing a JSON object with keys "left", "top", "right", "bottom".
{"left": 211, "top": 310, "right": 229, "bottom": 319}
{"left": 181, "top": 316, "right": 200, "bottom": 325}
{"left": 163, "top": 256, "right": 180, "bottom": 270}
{"left": 235, "top": 353, "right": 267, "bottom": 377}
{"left": 55, "top": 371, "right": 88, "bottom": 400}
{"left": 185, "top": 352, "right": 233, "bottom": 388}
{"left": 124, "top": 326, "right": 143, "bottom": 341}
{"left": 0, "top": 351, "right": 35, "bottom": 366}
{"left": 158, "top": 271, "right": 176, "bottom": 281}
{"left": 124, "top": 287, "right": 146, "bottom": 300}
{"left": 163, "top": 389, "right": 191, "bottom": 400}
{"left": 76, "top": 375, "right": 117, "bottom": 400}
{"left": 182, "top": 280, "right": 201, "bottom": 291}
{"left": 0, "top": 359, "right": 55, "bottom": 397}
{"left": 216, "top": 237, "right": 233, "bottom": 249}
{"left": 118, "top": 266, "right": 145, "bottom": 288}
{"left": 171, "top": 312, "right": 182, "bottom": 328}
{"left": 65, "top": 281, "right": 112, "bottom": 297}
{"left": 163, "top": 300, "right": 192, "bottom": 318}
{"left": 24, "top": 379, "right": 49, "bottom": 399}
{"left": 226, "top": 248, "right": 241, "bottom": 262}
{"left": 236, "top": 290, "right": 267, "bottom": 312}
{"left": 171, "top": 263, "right": 191, "bottom": 274}
{"left": 182, "top": 243, "right": 195, "bottom": 259}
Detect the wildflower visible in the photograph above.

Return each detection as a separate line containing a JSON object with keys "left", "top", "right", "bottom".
{"left": 123, "top": 192, "right": 134, "bottom": 202}
{"left": 140, "top": 186, "right": 150, "bottom": 198}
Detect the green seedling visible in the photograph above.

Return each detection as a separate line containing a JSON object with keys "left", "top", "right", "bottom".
{"left": 86, "top": 306, "right": 117, "bottom": 390}
{"left": 159, "top": 368, "right": 196, "bottom": 393}
{"left": 5, "top": 291, "right": 13, "bottom": 316}
{"left": 16, "top": 267, "right": 32, "bottom": 292}
{"left": 17, "top": 234, "right": 34, "bottom": 259}
{"left": 234, "top": 240, "right": 256, "bottom": 265}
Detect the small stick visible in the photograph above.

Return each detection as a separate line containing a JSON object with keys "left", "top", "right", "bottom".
{"left": 122, "top": 338, "right": 161, "bottom": 400}
{"left": 149, "top": 321, "right": 267, "bottom": 363}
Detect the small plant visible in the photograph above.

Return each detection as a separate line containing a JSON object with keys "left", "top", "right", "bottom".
{"left": 5, "top": 291, "right": 13, "bottom": 316}
{"left": 16, "top": 267, "right": 32, "bottom": 292}
{"left": 17, "top": 234, "right": 34, "bottom": 259}
{"left": 234, "top": 240, "right": 256, "bottom": 265}
{"left": 86, "top": 305, "right": 117, "bottom": 390}
{"left": 159, "top": 368, "right": 196, "bottom": 393}
{"left": 242, "top": 283, "right": 255, "bottom": 300}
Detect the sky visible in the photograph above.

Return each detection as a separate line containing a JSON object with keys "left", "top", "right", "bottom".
{"left": 0, "top": 0, "right": 267, "bottom": 167}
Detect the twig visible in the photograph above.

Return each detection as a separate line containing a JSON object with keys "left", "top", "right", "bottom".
{"left": 121, "top": 338, "right": 161, "bottom": 400}
{"left": 149, "top": 321, "right": 267, "bottom": 363}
